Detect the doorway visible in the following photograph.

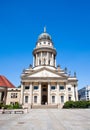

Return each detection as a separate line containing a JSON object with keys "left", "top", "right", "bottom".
{"left": 41, "top": 83, "right": 48, "bottom": 105}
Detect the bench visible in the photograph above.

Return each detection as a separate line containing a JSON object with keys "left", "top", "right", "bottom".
{"left": 3, "top": 110, "right": 12, "bottom": 114}
{"left": 14, "top": 110, "right": 24, "bottom": 114}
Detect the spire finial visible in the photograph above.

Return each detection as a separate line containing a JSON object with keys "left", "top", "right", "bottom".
{"left": 44, "top": 26, "right": 46, "bottom": 33}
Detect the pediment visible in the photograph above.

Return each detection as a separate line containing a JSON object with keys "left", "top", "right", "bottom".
{"left": 28, "top": 69, "right": 60, "bottom": 78}
{"left": 24, "top": 67, "right": 67, "bottom": 79}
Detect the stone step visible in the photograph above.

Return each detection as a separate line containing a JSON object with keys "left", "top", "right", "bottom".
{"left": 32, "top": 105, "right": 58, "bottom": 109}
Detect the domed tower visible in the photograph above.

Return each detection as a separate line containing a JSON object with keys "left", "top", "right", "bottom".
{"left": 33, "top": 27, "right": 57, "bottom": 68}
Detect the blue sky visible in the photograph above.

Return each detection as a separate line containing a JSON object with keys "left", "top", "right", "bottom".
{"left": 0, "top": 0, "right": 90, "bottom": 89}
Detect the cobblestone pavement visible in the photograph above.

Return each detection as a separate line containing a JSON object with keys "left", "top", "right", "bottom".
{"left": 0, "top": 109, "right": 90, "bottom": 130}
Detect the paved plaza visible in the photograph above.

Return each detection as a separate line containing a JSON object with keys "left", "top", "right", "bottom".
{"left": 0, "top": 109, "right": 90, "bottom": 130}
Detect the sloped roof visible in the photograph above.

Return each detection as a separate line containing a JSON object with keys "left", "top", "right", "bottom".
{"left": 0, "top": 75, "right": 15, "bottom": 88}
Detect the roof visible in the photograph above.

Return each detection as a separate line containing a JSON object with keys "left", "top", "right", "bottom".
{"left": 0, "top": 75, "right": 15, "bottom": 88}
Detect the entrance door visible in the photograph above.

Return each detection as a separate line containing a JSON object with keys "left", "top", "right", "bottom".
{"left": 42, "top": 95, "right": 47, "bottom": 104}
{"left": 41, "top": 83, "right": 48, "bottom": 105}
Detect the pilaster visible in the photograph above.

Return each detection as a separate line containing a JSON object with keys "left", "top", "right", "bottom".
{"left": 48, "top": 82, "right": 51, "bottom": 104}
{"left": 39, "top": 82, "right": 41, "bottom": 104}
{"left": 20, "top": 83, "right": 24, "bottom": 105}
{"left": 30, "top": 83, "right": 33, "bottom": 105}
{"left": 57, "top": 83, "right": 59, "bottom": 104}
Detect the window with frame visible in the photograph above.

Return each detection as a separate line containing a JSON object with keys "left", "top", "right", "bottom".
{"left": 51, "top": 86, "right": 56, "bottom": 90}
{"left": 34, "top": 86, "right": 38, "bottom": 90}
{"left": 61, "top": 96, "right": 64, "bottom": 103}
{"left": 42, "top": 88, "right": 47, "bottom": 91}
{"left": 11, "top": 93, "right": 17, "bottom": 98}
{"left": 25, "top": 96, "right": 28, "bottom": 103}
{"left": 60, "top": 86, "right": 64, "bottom": 90}
{"left": 68, "top": 87, "right": 71, "bottom": 91}
{"left": 34, "top": 96, "right": 37, "bottom": 103}
{"left": 25, "top": 86, "right": 29, "bottom": 90}
{"left": 52, "top": 96, "right": 55, "bottom": 103}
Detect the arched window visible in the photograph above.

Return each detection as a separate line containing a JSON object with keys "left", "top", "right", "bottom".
{"left": 52, "top": 96, "right": 55, "bottom": 103}
{"left": 34, "top": 96, "right": 37, "bottom": 103}
{"left": 61, "top": 96, "right": 64, "bottom": 103}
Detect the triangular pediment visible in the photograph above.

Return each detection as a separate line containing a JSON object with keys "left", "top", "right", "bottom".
{"left": 23, "top": 67, "right": 68, "bottom": 79}
{"left": 28, "top": 69, "right": 60, "bottom": 77}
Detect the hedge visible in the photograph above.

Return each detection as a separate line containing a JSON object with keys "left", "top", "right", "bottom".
{"left": 0, "top": 102, "right": 22, "bottom": 109}
{"left": 63, "top": 101, "right": 90, "bottom": 108}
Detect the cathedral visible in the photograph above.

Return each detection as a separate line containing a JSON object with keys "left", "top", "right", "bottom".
{"left": 20, "top": 27, "right": 78, "bottom": 108}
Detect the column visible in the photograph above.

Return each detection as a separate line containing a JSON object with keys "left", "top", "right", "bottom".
{"left": 41, "top": 52, "right": 42, "bottom": 65}
{"left": 30, "top": 83, "right": 33, "bottom": 106}
{"left": 20, "top": 82, "right": 24, "bottom": 105}
{"left": 52, "top": 53, "right": 54, "bottom": 66}
{"left": 48, "top": 82, "right": 50, "bottom": 104}
{"left": 75, "top": 85, "right": 78, "bottom": 101}
{"left": 57, "top": 83, "right": 59, "bottom": 105}
{"left": 55, "top": 58, "right": 56, "bottom": 67}
{"left": 47, "top": 52, "right": 49, "bottom": 65}
{"left": 73, "top": 85, "right": 76, "bottom": 101}
{"left": 36, "top": 54, "right": 37, "bottom": 66}
{"left": 33, "top": 56, "right": 34, "bottom": 67}
{"left": 39, "top": 82, "right": 41, "bottom": 105}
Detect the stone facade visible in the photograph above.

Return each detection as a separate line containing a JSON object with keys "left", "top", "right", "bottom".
{"left": 6, "top": 88, "right": 21, "bottom": 105}
{"left": 20, "top": 27, "right": 78, "bottom": 108}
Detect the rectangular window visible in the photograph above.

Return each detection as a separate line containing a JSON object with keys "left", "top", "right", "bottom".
{"left": 51, "top": 86, "right": 55, "bottom": 90}
{"left": 25, "top": 96, "right": 28, "bottom": 103}
{"left": 34, "top": 86, "right": 38, "bottom": 90}
{"left": 52, "top": 96, "right": 55, "bottom": 103}
{"left": 61, "top": 96, "right": 64, "bottom": 103}
{"left": 42, "top": 88, "right": 47, "bottom": 91}
{"left": 11, "top": 93, "right": 17, "bottom": 98}
{"left": 25, "top": 86, "right": 29, "bottom": 89}
{"left": 34, "top": 96, "right": 37, "bottom": 103}
{"left": 68, "top": 88, "right": 71, "bottom": 91}
{"left": 60, "top": 86, "right": 64, "bottom": 90}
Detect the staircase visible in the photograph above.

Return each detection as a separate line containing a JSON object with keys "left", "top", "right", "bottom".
{"left": 32, "top": 105, "right": 58, "bottom": 109}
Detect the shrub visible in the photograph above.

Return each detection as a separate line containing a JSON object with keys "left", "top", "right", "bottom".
{"left": 0, "top": 102, "right": 22, "bottom": 109}
{"left": 0, "top": 103, "right": 4, "bottom": 109}
{"left": 63, "top": 101, "right": 90, "bottom": 108}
